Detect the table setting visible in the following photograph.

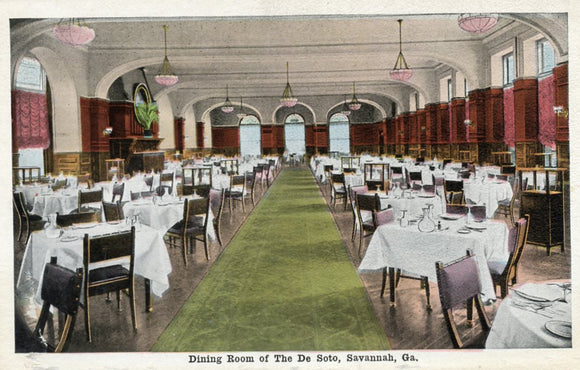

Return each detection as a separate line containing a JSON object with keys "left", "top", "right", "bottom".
{"left": 486, "top": 281, "right": 571, "bottom": 348}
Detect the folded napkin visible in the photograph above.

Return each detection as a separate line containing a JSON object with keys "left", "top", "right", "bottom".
{"left": 512, "top": 283, "right": 564, "bottom": 302}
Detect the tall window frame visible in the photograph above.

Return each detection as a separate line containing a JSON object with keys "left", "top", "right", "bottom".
{"left": 239, "top": 114, "right": 261, "bottom": 157}
{"left": 447, "top": 78, "right": 453, "bottom": 102}
{"left": 328, "top": 113, "right": 350, "bottom": 155}
{"left": 536, "top": 38, "right": 556, "bottom": 76}
{"left": 284, "top": 113, "right": 306, "bottom": 155}
{"left": 502, "top": 52, "right": 515, "bottom": 86}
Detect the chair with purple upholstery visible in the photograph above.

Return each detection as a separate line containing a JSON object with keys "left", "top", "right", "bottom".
{"left": 355, "top": 192, "right": 380, "bottom": 257}
{"left": 469, "top": 205, "right": 487, "bottom": 221}
{"left": 445, "top": 204, "right": 468, "bottom": 215}
{"left": 436, "top": 249, "right": 491, "bottom": 349}
{"left": 488, "top": 214, "right": 530, "bottom": 298}
{"left": 348, "top": 185, "right": 369, "bottom": 241}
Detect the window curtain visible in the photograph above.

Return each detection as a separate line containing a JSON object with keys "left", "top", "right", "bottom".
{"left": 538, "top": 74, "right": 556, "bottom": 150}
{"left": 503, "top": 86, "right": 515, "bottom": 148}
{"left": 12, "top": 90, "right": 50, "bottom": 149}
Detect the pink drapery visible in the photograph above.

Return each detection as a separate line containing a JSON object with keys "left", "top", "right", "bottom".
{"left": 465, "top": 99, "right": 470, "bottom": 142}
{"left": 503, "top": 86, "right": 515, "bottom": 148}
{"left": 538, "top": 74, "right": 556, "bottom": 150}
{"left": 12, "top": 90, "right": 50, "bottom": 149}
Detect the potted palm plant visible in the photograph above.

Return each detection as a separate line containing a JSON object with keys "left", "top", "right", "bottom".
{"left": 135, "top": 101, "right": 159, "bottom": 138}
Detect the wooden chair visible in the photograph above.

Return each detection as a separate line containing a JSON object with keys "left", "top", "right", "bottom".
{"left": 111, "top": 182, "right": 125, "bottom": 202}
{"left": 469, "top": 205, "right": 487, "bottom": 221}
{"left": 355, "top": 192, "right": 381, "bottom": 257}
{"left": 82, "top": 227, "right": 136, "bottom": 343}
{"left": 209, "top": 188, "right": 225, "bottom": 247}
{"left": 436, "top": 249, "right": 491, "bottom": 349}
{"left": 348, "top": 185, "right": 368, "bottom": 241}
{"left": 13, "top": 192, "right": 45, "bottom": 243}
{"left": 445, "top": 205, "right": 468, "bottom": 215}
{"left": 33, "top": 257, "right": 83, "bottom": 352}
{"left": 488, "top": 215, "right": 530, "bottom": 298}
{"left": 76, "top": 189, "right": 103, "bottom": 213}
{"left": 52, "top": 178, "right": 68, "bottom": 192}
{"left": 496, "top": 177, "right": 521, "bottom": 226}
{"left": 102, "top": 201, "right": 123, "bottom": 222}
{"left": 56, "top": 211, "right": 100, "bottom": 228}
{"left": 444, "top": 180, "right": 464, "bottom": 205}
{"left": 159, "top": 172, "right": 174, "bottom": 195}
{"left": 225, "top": 174, "right": 247, "bottom": 213}
{"left": 329, "top": 173, "right": 347, "bottom": 210}
{"left": 245, "top": 171, "right": 257, "bottom": 207}
{"left": 77, "top": 173, "right": 92, "bottom": 189}
{"left": 166, "top": 197, "right": 211, "bottom": 264}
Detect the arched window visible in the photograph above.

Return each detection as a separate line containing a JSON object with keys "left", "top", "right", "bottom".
{"left": 14, "top": 57, "right": 49, "bottom": 176}
{"left": 328, "top": 113, "right": 350, "bottom": 154}
{"left": 239, "top": 115, "right": 261, "bottom": 157}
{"left": 284, "top": 113, "right": 305, "bottom": 155}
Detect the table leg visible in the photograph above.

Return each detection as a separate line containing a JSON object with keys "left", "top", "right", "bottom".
{"left": 145, "top": 278, "right": 152, "bottom": 312}
{"left": 389, "top": 267, "right": 396, "bottom": 307}
{"left": 380, "top": 267, "right": 387, "bottom": 298}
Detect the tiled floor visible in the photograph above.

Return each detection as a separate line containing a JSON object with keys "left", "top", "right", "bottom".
{"left": 13, "top": 167, "right": 571, "bottom": 352}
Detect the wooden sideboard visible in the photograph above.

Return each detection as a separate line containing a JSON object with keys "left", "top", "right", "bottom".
{"left": 109, "top": 137, "right": 164, "bottom": 174}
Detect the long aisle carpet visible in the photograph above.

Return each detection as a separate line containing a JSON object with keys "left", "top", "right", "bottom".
{"left": 152, "top": 168, "right": 389, "bottom": 351}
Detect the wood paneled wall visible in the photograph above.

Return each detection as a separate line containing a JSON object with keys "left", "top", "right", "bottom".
{"left": 211, "top": 126, "right": 240, "bottom": 150}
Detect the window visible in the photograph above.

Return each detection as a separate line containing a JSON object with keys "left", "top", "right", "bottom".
{"left": 536, "top": 38, "right": 555, "bottom": 75}
{"left": 284, "top": 114, "right": 306, "bottom": 155}
{"left": 502, "top": 52, "right": 514, "bottom": 86}
{"left": 328, "top": 113, "right": 350, "bottom": 155}
{"left": 414, "top": 93, "right": 420, "bottom": 111}
{"left": 464, "top": 79, "right": 469, "bottom": 97}
{"left": 239, "top": 115, "right": 261, "bottom": 157}
{"left": 447, "top": 79, "right": 453, "bottom": 102}
{"left": 16, "top": 57, "right": 46, "bottom": 92}
{"left": 543, "top": 146, "right": 557, "bottom": 168}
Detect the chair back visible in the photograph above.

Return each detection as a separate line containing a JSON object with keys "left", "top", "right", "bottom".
{"left": 356, "top": 193, "right": 380, "bottom": 212}
{"left": 41, "top": 258, "right": 83, "bottom": 316}
{"left": 442, "top": 159, "right": 452, "bottom": 168}
{"left": 349, "top": 185, "right": 368, "bottom": 209}
{"left": 445, "top": 179, "right": 463, "bottom": 193}
{"left": 144, "top": 176, "right": 154, "bottom": 190}
{"left": 78, "top": 189, "right": 103, "bottom": 209}
{"left": 13, "top": 192, "right": 27, "bottom": 219}
{"left": 112, "top": 182, "right": 125, "bottom": 202}
{"left": 448, "top": 191, "right": 464, "bottom": 205}
{"left": 195, "top": 185, "right": 211, "bottom": 198}
{"left": 209, "top": 188, "right": 225, "bottom": 220}
{"left": 56, "top": 211, "right": 100, "bottom": 227}
{"left": 373, "top": 207, "right": 394, "bottom": 226}
{"left": 510, "top": 215, "right": 530, "bottom": 273}
{"left": 459, "top": 171, "right": 471, "bottom": 180}
{"left": 52, "top": 179, "right": 68, "bottom": 191}
{"left": 330, "top": 173, "right": 345, "bottom": 185}
{"left": 77, "top": 173, "right": 92, "bottom": 189}
{"left": 496, "top": 174, "right": 508, "bottom": 182}
{"left": 432, "top": 175, "right": 445, "bottom": 186}
{"left": 409, "top": 171, "right": 422, "bottom": 182}
{"left": 469, "top": 205, "right": 486, "bottom": 221}
{"left": 83, "top": 228, "right": 135, "bottom": 281}
{"left": 435, "top": 250, "right": 480, "bottom": 310}
{"left": 184, "top": 197, "right": 210, "bottom": 229}
{"left": 102, "top": 201, "right": 123, "bottom": 222}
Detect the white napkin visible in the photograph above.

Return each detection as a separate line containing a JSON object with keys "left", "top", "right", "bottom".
{"left": 512, "top": 283, "right": 564, "bottom": 302}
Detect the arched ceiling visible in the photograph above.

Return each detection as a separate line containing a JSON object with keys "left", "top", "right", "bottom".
{"left": 11, "top": 13, "right": 568, "bottom": 116}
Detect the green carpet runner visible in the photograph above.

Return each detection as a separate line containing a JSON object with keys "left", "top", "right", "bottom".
{"left": 152, "top": 168, "right": 389, "bottom": 351}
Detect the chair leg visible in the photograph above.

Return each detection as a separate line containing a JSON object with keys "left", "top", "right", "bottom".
{"left": 182, "top": 236, "right": 188, "bottom": 266}
{"left": 241, "top": 196, "right": 246, "bottom": 213}
{"left": 229, "top": 197, "right": 233, "bottom": 213}
{"left": 54, "top": 315, "right": 76, "bottom": 352}
{"left": 116, "top": 290, "right": 122, "bottom": 311}
{"left": 443, "top": 309, "right": 462, "bottom": 349}
{"left": 85, "top": 297, "right": 92, "bottom": 343}
{"left": 129, "top": 282, "right": 137, "bottom": 331}
{"left": 466, "top": 298, "right": 474, "bottom": 325}
{"left": 380, "top": 267, "right": 387, "bottom": 298}
{"left": 423, "top": 277, "right": 431, "bottom": 310}
{"left": 203, "top": 236, "right": 210, "bottom": 261}
{"left": 215, "top": 223, "right": 223, "bottom": 247}
{"left": 474, "top": 295, "right": 491, "bottom": 330}
{"left": 500, "top": 281, "right": 508, "bottom": 299}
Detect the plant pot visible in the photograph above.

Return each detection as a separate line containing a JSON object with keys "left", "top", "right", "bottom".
{"left": 143, "top": 129, "right": 153, "bottom": 138}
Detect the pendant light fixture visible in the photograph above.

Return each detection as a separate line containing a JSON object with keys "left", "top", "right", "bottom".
{"left": 154, "top": 25, "right": 179, "bottom": 87}
{"left": 340, "top": 94, "right": 351, "bottom": 116}
{"left": 221, "top": 85, "right": 234, "bottom": 113}
{"left": 280, "top": 62, "right": 298, "bottom": 107}
{"left": 389, "top": 19, "right": 413, "bottom": 82}
{"left": 237, "top": 96, "right": 247, "bottom": 120}
{"left": 348, "top": 82, "right": 362, "bottom": 111}
{"left": 458, "top": 14, "right": 499, "bottom": 34}
{"left": 53, "top": 18, "right": 95, "bottom": 47}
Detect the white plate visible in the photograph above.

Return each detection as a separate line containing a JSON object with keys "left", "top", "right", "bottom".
{"left": 60, "top": 235, "right": 80, "bottom": 242}
{"left": 418, "top": 194, "right": 435, "bottom": 198}
{"left": 440, "top": 213, "right": 464, "bottom": 220}
{"left": 545, "top": 320, "right": 572, "bottom": 339}
{"left": 457, "top": 229, "right": 471, "bottom": 234}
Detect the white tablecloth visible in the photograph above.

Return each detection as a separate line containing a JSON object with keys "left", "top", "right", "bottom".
{"left": 15, "top": 184, "right": 51, "bottom": 208}
{"left": 358, "top": 219, "right": 509, "bottom": 301}
{"left": 378, "top": 193, "right": 443, "bottom": 219}
{"left": 122, "top": 197, "right": 216, "bottom": 242}
{"left": 16, "top": 223, "right": 172, "bottom": 304}
{"left": 30, "top": 191, "right": 78, "bottom": 217}
{"left": 464, "top": 180, "right": 513, "bottom": 217}
{"left": 486, "top": 282, "right": 571, "bottom": 348}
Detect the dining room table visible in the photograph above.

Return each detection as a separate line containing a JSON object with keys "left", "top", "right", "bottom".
{"left": 358, "top": 214, "right": 510, "bottom": 304}
{"left": 375, "top": 191, "right": 443, "bottom": 219}
{"left": 30, "top": 188, "right": 79, "bottom": 218}
{"left": 463, "top": 178, "right": 513, "bottom": 218}
{"left": 485, "top": 281, "right": 571, "bottom": 348}
{"left": 16, "top": 221, "right": 172, "bottom": 312}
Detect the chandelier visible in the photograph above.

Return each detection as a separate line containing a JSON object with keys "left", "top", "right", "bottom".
{"left": 280, "top": 62, "right": 298, "bottom": 107}
{"left": 154, "top": 25, "right": 179, "bottom": 86}
{"left": 348, "top": 82, "right": 362, "bottom": 111}
{"left": 221, "top": 85, "right": 234, "bottom": 113}
{"left": 389, "top": 19, "right": 413, "bottom": 82}
{"left": 458, "top": 14, "right": 499, "bottom": 34}
{"left": 340, "top": 95, "right": 351, "bottom": 116}
{"left": 53, "top": 19, "right": 95, "bottom": 47}
{"left": 237, "top": 96, "right": 247, "bottom": 119}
